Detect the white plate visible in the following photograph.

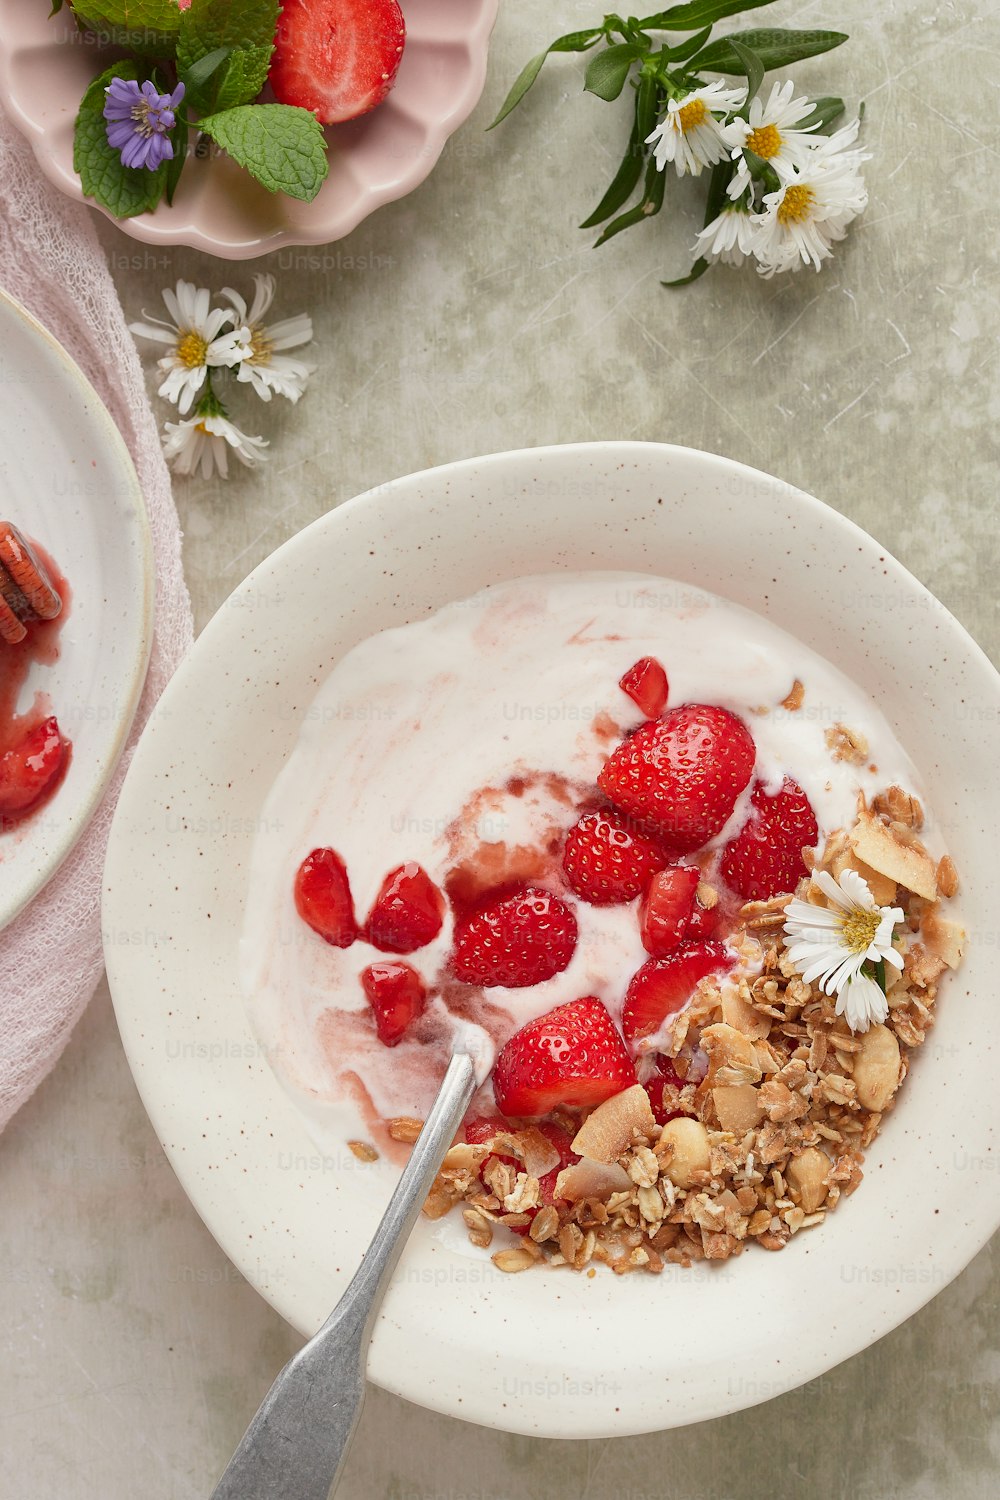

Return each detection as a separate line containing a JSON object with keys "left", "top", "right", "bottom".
{"left": 0, "top": 289, "right": 152, "bottom": 931}
{"left": 103, "top": 443, "right": 999, "bottom": 1438}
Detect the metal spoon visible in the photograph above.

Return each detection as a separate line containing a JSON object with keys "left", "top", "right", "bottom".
{"left": 210, "top": 1050, "right": 477, "bottom": 1500}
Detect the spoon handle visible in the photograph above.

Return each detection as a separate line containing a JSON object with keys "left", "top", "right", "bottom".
{"left": 210, "top": 1051, "right": 477, "bottom": 1500}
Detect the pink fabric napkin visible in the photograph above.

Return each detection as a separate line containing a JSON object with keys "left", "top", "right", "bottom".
{"left": 0, "top": 104, "right": 194, "bottom": 1133}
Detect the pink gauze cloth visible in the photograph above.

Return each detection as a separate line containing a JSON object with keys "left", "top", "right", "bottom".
{"left": 0, "top": 103, "right": 194, "bottom": 1133}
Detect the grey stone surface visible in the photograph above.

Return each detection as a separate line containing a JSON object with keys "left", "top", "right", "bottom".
{"left": 1, "top": 1, "right": 998, "bottom": 1496}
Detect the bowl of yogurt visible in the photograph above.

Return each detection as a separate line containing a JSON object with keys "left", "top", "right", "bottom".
{"left": 104, "top": 441, "right": 1000, "bottom": 1437}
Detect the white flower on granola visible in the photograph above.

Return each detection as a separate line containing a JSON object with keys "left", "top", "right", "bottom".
{"left": 782, "top": 869, "right": 904, "bottom": 1034}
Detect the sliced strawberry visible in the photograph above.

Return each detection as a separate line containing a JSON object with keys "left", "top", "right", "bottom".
{"left": 450, "top": 886, "right": 577, "bottom": 989}
{"left": 294, "top": 847, "right": 357, "bottom": 947}
{"left": 270, "top": 0, "right": 406, "bottom": 125}
{"left": 622, "top": 941, "right": 735, "bottom": 1043}
{"left": 598, "top": 704, "right": 755, "bottom": 852}
{"left": 493, "top": 996, "right": 635, "bottom": 1117}
{"left": 639, "top": 865, "right": 700, "bottom": 956}
{"left": 685, "top": 885, "right": 720, "bottom": 940}
{"left": 561, "top": 806, "right": 671, "bottom": 905}
{"left": 720, "top": 775, "right": 819, "bottom": 901}
{"left": 364, "top": 862, "right": 445, "bottom": 953}
{"left": 360, "top": 960, "right": 425, "bottom": 1046}
{"left": 619, "top": 656, "right": 669, "bottom": 719}
{"left": 535, "top": 1120, "right": 578, "bottom": 1206}
{"left": 0, "top": 716, "right": 68, "bottom": 821}
{"left": 464, "top": 1116, "right": 505, "bottom": 1147}
{"left": 643, "top": 1057, "right": 693, "bottom": 1125}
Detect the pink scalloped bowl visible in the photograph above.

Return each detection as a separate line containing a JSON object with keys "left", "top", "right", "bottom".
{"left": 0, "top": 0, "right": 498, "bottom": 259}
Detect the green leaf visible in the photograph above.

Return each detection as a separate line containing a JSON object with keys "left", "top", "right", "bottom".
{"left": 584, "top": 43, "right": 641, "bottom": 102}
{"left": 689, "top": 27, "right": 848, "bottom": 74}
{"left": 799, "top": 94, "right": 847, "bottom": 132}
{"left": 164, "top": 113, "right": 188, "bottom": 205}
{"left": 177, "top": 0, "right": 279, "bottom": 113}
{"left": 487, "top": 28, "right": 605, "bottom": 128}
{"left": 580, "top": 84, "right": 651, "bottom": 228}
{"left": 663, "top": 256, "right": 711, "bottom": 287}
{"left": 666, "top": 25, "right": 712, "bottom": 63}
{"left": 181, "top": 45, "right": 231, "bottom": 95}
{"left": 637, "top": 0, "right": 776, "bottom": 33}
{"left": 593, "top": 153, "right": 666, "bottom": 247}
{"left": 198, "top": 103, "right": 329, "bottom": 200}
{"left": 71, "top": 0, "right": 182, "bottom": 34}
{"left": 729, "top": 39, "right": 765, "bottom": 102}
{"left": 74, "top": 61, "right": 168, "bottom": 218}
{"left": 635, "top": 68, "right": 660, "bottom": 142}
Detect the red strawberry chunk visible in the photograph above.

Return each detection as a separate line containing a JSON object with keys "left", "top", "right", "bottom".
{"left": 535, "top": 1121, "right": 578, "bottom": 1206}
{"left": 360, "top": 961, "right": 425, "bottom": 1046}
{"left": 562, "top": 806, "right": 671, "bottom": 905}
{"left": 619, "top": 656, "right": 669, "bottom": 719}
{"left": 684, "top": 886, "right": 720, "bottom": 940}
{"left": 720, "top": 775, "right": 819, "bottom": 901}
{"left": 271, "top": 0, "right": 406, "bottom": 125}
{"left": 622, "top": 941, "right": 735, "bottom": 1043}
{"left": 464, "top": 1116, "right": 505, "bottom": 1147}
{"left": 643, "top": 1057, "right": 693, "bottom": 1125}
{"left": 639, "top": 865, "right": 699, "bottom": 957}
{"left": 294, "top": 847, "right": 358, "bottom": 947}
{"left": 493, "top": 996, "right": 635, "bottom": 1117}
{"left": 450, "top": 886, "right": 577, "bottom": 988}
{"left": 365, "top": 862, "right": 445, "bottom": 953}
{"left": 598, "top": 703, "right": 755, "bottom": 852}
{"left": 0, "top": 716, "right": 68, "bottom": 824}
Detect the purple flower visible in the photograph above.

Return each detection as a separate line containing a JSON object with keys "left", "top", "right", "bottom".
{"left": 103, "top": 78, "right": 185, "bottom": 172}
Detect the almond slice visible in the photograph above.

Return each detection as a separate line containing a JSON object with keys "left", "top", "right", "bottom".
{"left": 570, "top": 1084, "right": 656, "bottom": 1163}
{"left": 700, "top": 1022, "right": 763, "bottom": 1086}
{"left": 490, "top": 1128, "right": 561, "bottom": 1179}
{"left": 849, "top": 808, "right": 937, "bottom": 900}
{"left": 554, "top": 1158, "right": 632, "bottom": 1203}
{"left": 853, "top": 1025, "right": 901, "bottom": 1113}
{"left": 721, "top": 987, "right": 771, "bottom": 1041}
{"left": 921, "top": 910, "right": 965, "bottom": 970}
{"left": 713, "top": 1083, "right": 763, "bottom": 1134}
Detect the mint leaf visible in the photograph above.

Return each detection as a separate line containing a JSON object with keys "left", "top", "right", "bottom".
{"left": 71, "top": 0, "right": 183, "bottom": 34}
{"left": 74, "top": 62, "right": 168, "bottom": 218}
{"left": 689, "top": 28, "right": 848, "bottom": 75}
{"left": 177, "top": 0, "right": 279, "bottom": 112}
{"left": 198, "top": 104, "right": 329, "bottom": 200}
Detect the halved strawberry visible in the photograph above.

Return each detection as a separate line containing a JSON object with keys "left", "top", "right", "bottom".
{"left": 598, "top": 703, "right": 755, "bottom": 852}
{"left": 364, "top": 862, "right": 445, "bottom": 953}
{"left": 619, "top": 656, "right": 669, "bottom": 719}
{"left": 639, "top": 865, "right": 699, "bottom": 956}
{"left": 493, "top": 996, "right": 636, "bottom": 1118}
{"left": 685, "top": 884, "right": 720, "bottom": 940}
{"left": 0, "top": 716, "right": 68, "bottom": 822}
{"left": 294, "top": 847, "right": 357, "bottom": 947}
{"left": 450, "top": 887, "right": 577, "bottom": 988}
{"left": 562, "top": 806, "right": 671, "bottom": 905}
{"left": 720, "top": 775, "right": 819, "bottom": 901}
{"left": 621, "top": 941, "right": 735, "bottom": 1043}
{"left": 360, "top": 960, "right": 425, "bottom": 1046}
{"left": 270, "top": 0, "right": 406, "bottom": 125}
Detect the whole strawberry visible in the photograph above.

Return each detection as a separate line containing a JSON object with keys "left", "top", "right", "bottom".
{"left": 720, "top": 775, "right": 818, "bottom": 900}
{"left": 562, "top": 806, "right": 672, "bottom": 905}
{"left": 450, "top": 887, "right": 578, "bottom": 988}
{"left": 493, "top": 996, "right": 636, "bottom": 1116}
{"left": 598, "top": 703, "right": 755, "bottom": 852}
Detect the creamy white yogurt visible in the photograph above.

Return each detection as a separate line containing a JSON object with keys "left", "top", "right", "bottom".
{"left": 240, "top": 572, "right": 937, "bottom": 1155}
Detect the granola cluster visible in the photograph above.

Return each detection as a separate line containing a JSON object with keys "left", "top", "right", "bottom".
{"left": 412, "top": 779, "right": 964, "bottom": 1276}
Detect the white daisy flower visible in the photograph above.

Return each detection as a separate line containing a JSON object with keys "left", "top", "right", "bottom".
{"left": 783, "top": 869, "right": 904, "bottom": 1033}
{"left": 646, "top": 81, "right": 746, "bottom": 178}
{"left": 693, "top": 200, "right": 760, "bottom": 266}
{"left": 130, "top": 280, "right": 237, "bottom": 415}
{"left": 215, "top": 274, "right": 315, "bottom": 403}
{"left": 752, "top": 145, "right": 869, "bottom": 276}
{"left": 722, "top": 79, "right": 818, "bottom": 198}
{"left": 162, "top": 413, "right": 269, "bottom": 479}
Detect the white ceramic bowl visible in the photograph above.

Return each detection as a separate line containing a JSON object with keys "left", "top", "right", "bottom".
{"left": 0, "top": 0, "right": 498, "bottom": 259}
{"left": 0, "top": 288, "right": 152, "bottom": 932}
{"left": 103, "top": 443, "right": 999, "bottom": 1437}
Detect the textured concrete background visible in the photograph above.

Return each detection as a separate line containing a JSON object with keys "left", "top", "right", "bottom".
{"left": 2, "top": 0, "right": 998, "bottom": 1495}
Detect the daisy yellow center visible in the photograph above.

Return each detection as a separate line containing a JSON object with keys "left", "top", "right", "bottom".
{"left": 676, "top": 98, "right": 707, "bottom": 133}
{"left": 840, "top": 908, "right": 881, "bottom": 954}
{"left": 176, "top": 330, "right": 209, "bottom": 368}
{"left": 777, "top": 184, "right": 815, "bottom": 224}
{"left": 745, "top": 123, "right": 782, "bottom": 159}
{"left": 249, "top": 326, "right": 273, "bottom": 366}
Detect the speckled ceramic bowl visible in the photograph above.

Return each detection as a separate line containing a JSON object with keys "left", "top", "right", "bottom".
{"left": 0, "top": 0, "right": 499, "bottom": 259}
{"left": 103, "top": 443, "right": 1000, "bottom": 1437}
